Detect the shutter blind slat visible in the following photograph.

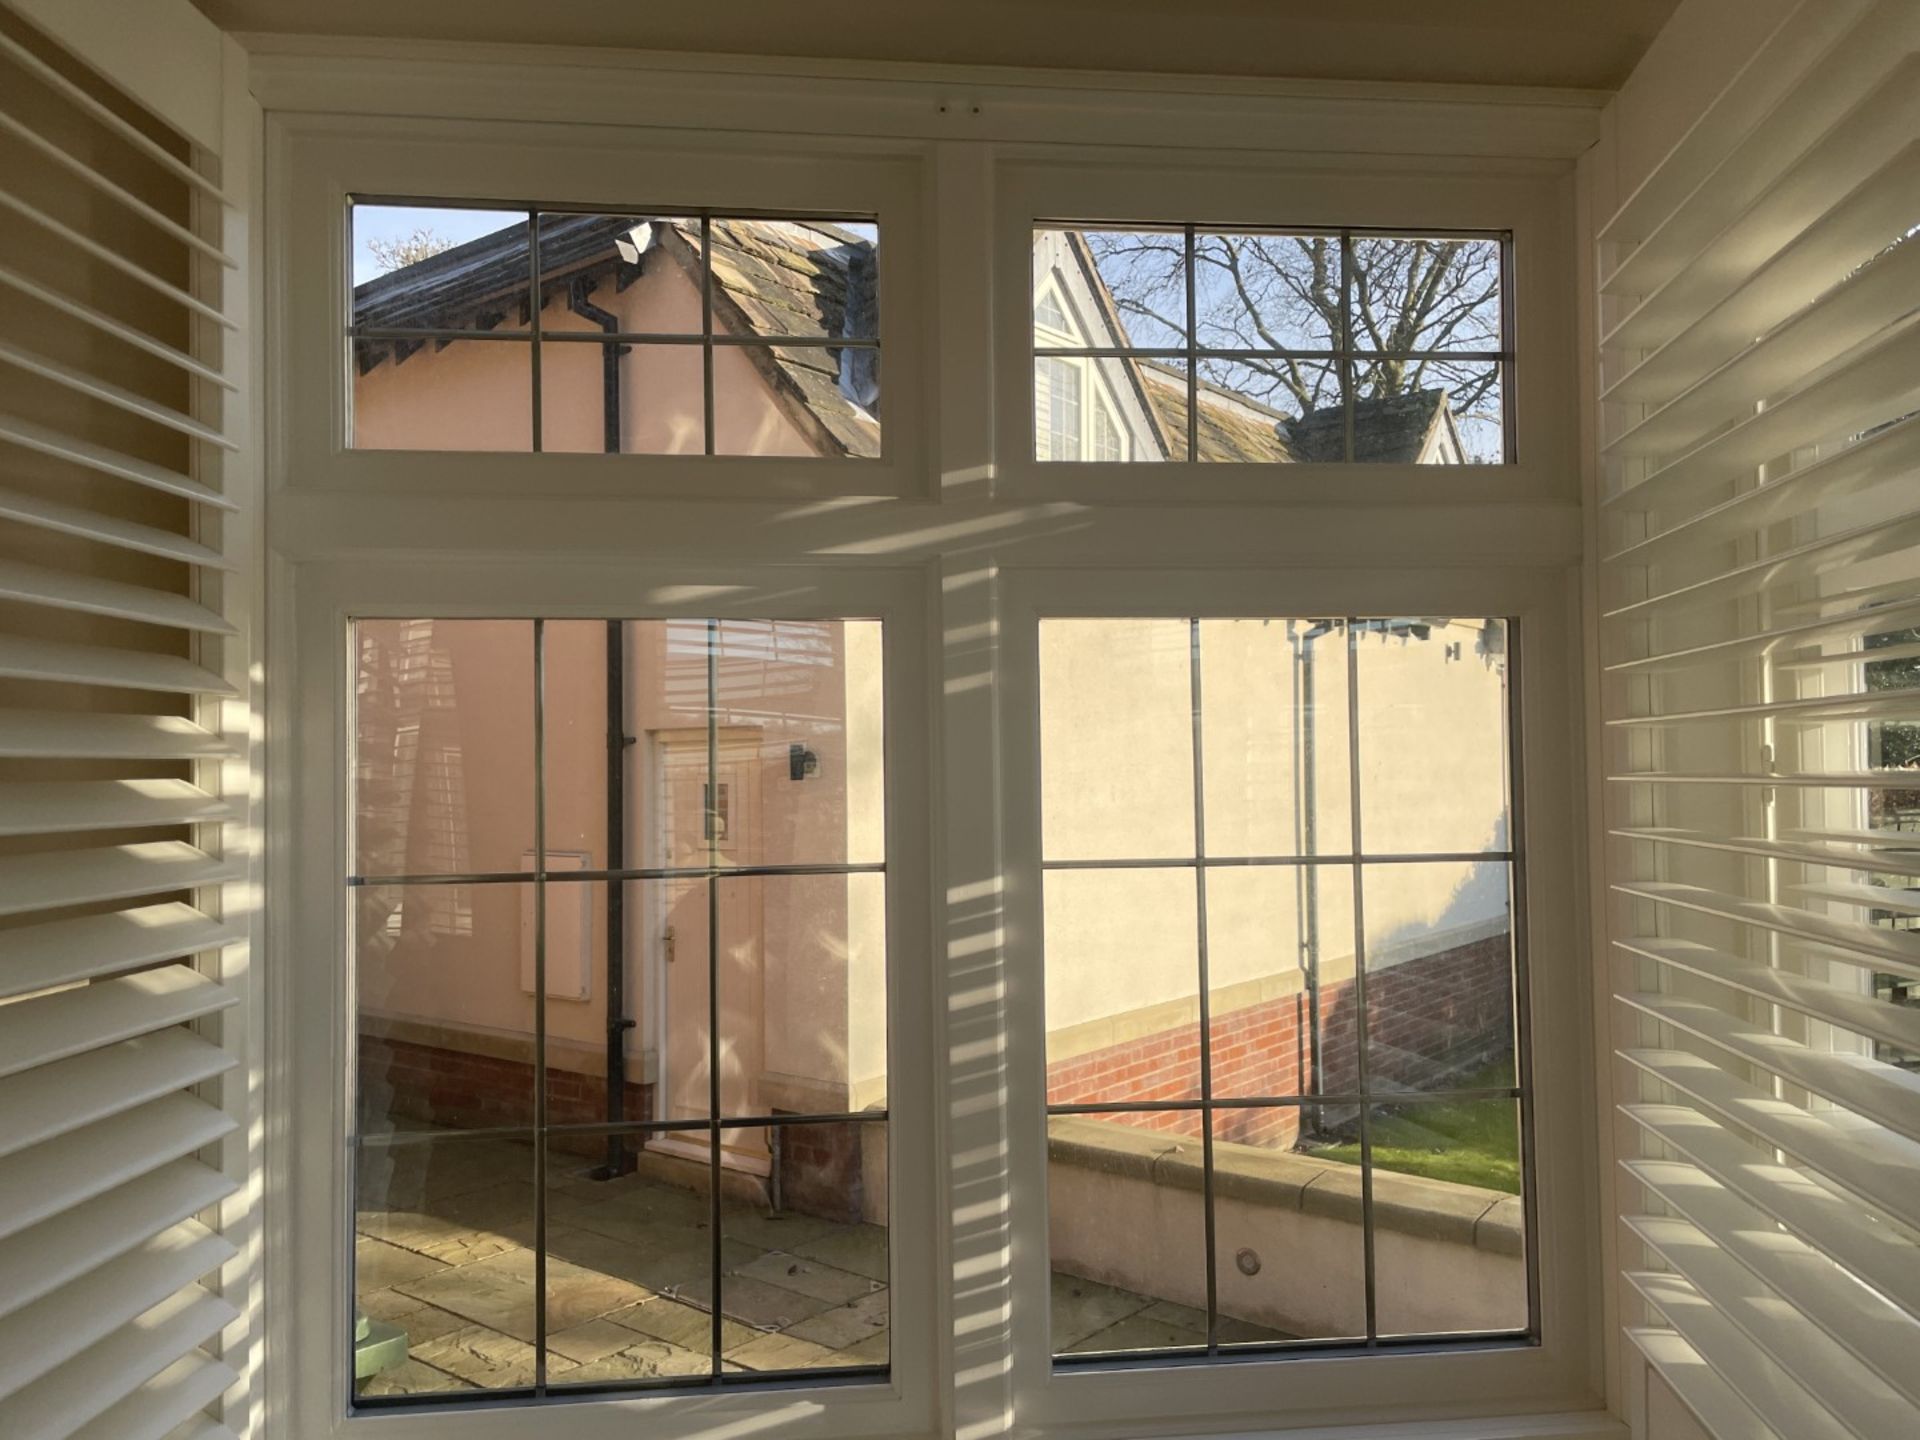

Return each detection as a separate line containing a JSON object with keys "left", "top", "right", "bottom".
{"left": 0, "top": 904, "right": 237, "bottom": 1001}
{"left": 1619, "top": 991, "right": 1920, "bottom": 1141}
{"left": 0, "top": 1221, "right": 235, "bottom": 1401}
{"left": 69, "top": 1355, "right": 240, "bottom": 1440}
{"left": 0, "top": 1286, "right": 238, "bottom": 1440}
{"left": 0, "top": 108, "right": 235, "bottom": 268}
{"left": 0, "top": 710, "right": 231, "bottom": 761}
{"left": 1626, "top": 1327, "right": 1785, "bottom": 1440}
{"left": 1596, "top": 0, "right": 1887, "bottom": 280}
{"left": 1611, "top": 828, "right": 1920, "bottom": 881}
{"left": 1601, "top": 54, "right": 1920, "bottom": 353}
{"left": 0, "top": 263, "right": 234, "bottom": 390}
{"left": 0, "top": 411, "right": 233, "bottom": 508}
{"left": 0, "top": 557, "right": 236, "bottom": 634}
{"left": 1620, "top": 1050, "right": 1920, "bottom": 1237}
{"left": 0, "top": 634, "right": 237, "bottom": 695}
{"left": 0, "top": 1160, "right": 236, "bottom": 1322}
{"left": 1605, "top": 237, "right": 1920, "bottom": 461}
{"left": 1624, "top": 1176, "right": 1920, "bottom": 1399}
{"left": 1605, "top": 141, "right": 1920, "bottom": 408}
{"left": 0, "top": 843, "right": 243, "bottom": 919}
{"left": 0, "top": 780, "right": 232, "bottom": 837}
{"left": 0, "top": 1095, "right": 237, "bottom": 1245}
{"left": 0, "top": 485, "right": 236, "bottom": 569}
{"left": 1622, "top": 1104, "right": 1920, "bottom": 1324}
{"left": 1611, "top": 882, "right": 1920, "bottom": 972}
{"left": 0, "top": 339, "right": 237, "bottom": 449}
{"left": 0, "top": 1029, "right": 237, "bottom": 1161}
{"left": 0, "top": 966, "right": 234, "bottom": 1080}
{"left": 1620, "top": 937, "right": 1920, "bottom": 1049}
{"left": 1627, "top": 1270, "right": 1895, "bottom": 1440}
{"left": 0, "top": 12, "right": 247, "bottom": 1439}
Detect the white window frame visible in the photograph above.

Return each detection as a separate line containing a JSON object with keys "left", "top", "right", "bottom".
{"left": 280, "top": 560, "right": 936, "bottom": 1440}
{"left": 256, "top": 49, "right": 1609, "bottom": 1440}
{"left": 997, "top": 565, "right": 1596, "bottom": 1436}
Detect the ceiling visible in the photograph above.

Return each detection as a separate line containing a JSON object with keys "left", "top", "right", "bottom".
{"left": 192, "top": 0, "right": 1678, "bottom": 92}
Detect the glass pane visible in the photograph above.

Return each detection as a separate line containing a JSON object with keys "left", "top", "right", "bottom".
{"left": 537, "top": 212, "right": 701, "bottom": 335}
{"left": 711, "top": 218, "right": 878, "bottom": 343}
{"left": 1042, "top": 226, "right": 1189, "bottom": 350}
{"left": 1040, "top": 618, "right": 1196, "bottom": 861}
{"left": 713, "top": 343, "right": 881, "bottom": 458}
{"left": 1213, "top": 1104, "right": 1367, "bottom": 1345}
{"left": 1366, "top": 1098, "right": 1527, "bottom": 1337}
{"left": 1352, "top": 357, "right": 1505, "bottom": 463}
{"left": 351, "top": 203, "right": 530, "bottom": 325}
{"left": 1362, "top": 861, "right": 1517, "bottom": 1094}
{"left": 355, "top": 883, "right": 536, "bottom": 1137}
{"left": 716, "top": 1121, "right": 890, "bottom": 1372}
{"left": 1206, "top": 864, "right": 1357, "bottom": 1100}
{"left": 1353, "top": 618, "right": 1511, "bottom": 855}
{"left": 716, "top": 872, "right": 888, "bottom": 1119}
{"left": 1199, "top": 616, "right": 1352, "bottom": 859}
{"left": 542, "top": 1131, "right": 722, "bottom": 1385}
{"left": 353, "top": 619, "right": 535, "bottom": 878}
{"left": 351, "top": 336, "right": 532, "bottom": 451}
{"left": 1191, "top": 357, "right": 1328, "bottom": 463}
{"left": 355, "top": 1133, "right": 539, "bottom": 1397}
{"left": 1049, "top": 1110, "right": 1208, "bottom": 1355}
{"left": 540, "top": 340, "right": 706, "bottom": 455}
{"left": 648, "top": 876, "right": 714, "bottom": 1126}
{"left": 1045, "top": 867, "right": 1200, "bottom": 1106}
{"left": 1347, "top": 236, "right": 1503, "bottom": 353}
{"left": 1192, "top": 230, "right": 1341, "bottom": 354}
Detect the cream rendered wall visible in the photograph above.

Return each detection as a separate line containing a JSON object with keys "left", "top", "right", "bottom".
{"left": 1041, "top": 617, "right": 1512, "bottom": 1054}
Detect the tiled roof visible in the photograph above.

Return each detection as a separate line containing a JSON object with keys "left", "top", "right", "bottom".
{"left": 1282, "top": 387, "right": 1451, "bottom": 464}
{"left": 351, "top": 214, "right": 881, "bottom": 458}
{"left": 1139, "top": 364, "right": 1297, "bottom": 463}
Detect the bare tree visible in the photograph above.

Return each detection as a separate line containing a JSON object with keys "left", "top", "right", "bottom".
{"left": 367, "top": 226, "right": 455, "bottom": 273}
{"left": 1085, "top": 231, "right": 1503, "bottom": 446}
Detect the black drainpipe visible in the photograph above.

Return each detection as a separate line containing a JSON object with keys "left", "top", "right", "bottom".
{"left": 1291, "top": 621, "right": 1329, "bottom": 1120}
{"left": 569, "top": 278, "right": 638, "bottom": 1179}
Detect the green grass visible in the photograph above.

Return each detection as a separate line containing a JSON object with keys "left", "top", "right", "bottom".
{"left": 1308, "top": 1064, "right": 1521, "bottom": 1194}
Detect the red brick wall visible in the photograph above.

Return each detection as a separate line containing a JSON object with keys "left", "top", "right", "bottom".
{"left": 358, "top": 1033, "right": 654, "bottom": 1153}
{"left": 1045, "top": 931, "right": 1512, "bottom": 1147}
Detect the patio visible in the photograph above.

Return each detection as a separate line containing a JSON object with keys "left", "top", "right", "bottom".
{"left": 355, "top": 1135, "right": 1251, "bottom": 1397}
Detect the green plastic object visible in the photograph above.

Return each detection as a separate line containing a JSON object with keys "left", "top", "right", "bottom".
{"left": 354, "top": 1312, "right": 409, "bottom": 1382}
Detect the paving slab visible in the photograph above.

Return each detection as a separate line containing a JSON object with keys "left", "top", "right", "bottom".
{"left": 782, "top": 1289, "right": 890, "bottom": 1350}
{"left": 733, "top": 1250, "right": 876, "bottom": 1305}
{"left": 1049, "top": 1271, "right": 1155, "bottom": 1349}
{"left": 359, "top": 1357, "right": 473, "bottom": 1397}
{"left": 410, "top": 1324, "right": 577, "bottom": 1389}
{"left": 608, "top": 1296, "right": 756, "bottom": 1354}
{"left": 726, "top": 1331, "right": 846, "bottom": 1372}
{"left": 791, "top": 1223, "right": 888, "bottom": 1282}
{"left": 560, "top": 1341, "right": 714, "bottom": 1383}
{"left": 355, "top": 1236, "right": 449, "bottom": 1291}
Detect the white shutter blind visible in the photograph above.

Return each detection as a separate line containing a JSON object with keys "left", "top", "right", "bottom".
{"left": 1595, "top": 0, "right": 1920, "bottom": 1435}
{"left": 0, "top": 6, "right": 251, "bottom": 1440}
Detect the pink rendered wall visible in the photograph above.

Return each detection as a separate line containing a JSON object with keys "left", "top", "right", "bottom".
{"left": 352, "top": 244, "right": 821, "bottom": 457}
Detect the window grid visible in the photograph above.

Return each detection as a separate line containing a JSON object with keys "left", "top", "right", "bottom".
{"left": 345, "top": 197, "right": 882, "bottom": 457}
{"left": 1041, "top": 616, "right": 1536, "bottom": 1360}
{"left": 347, "top": 617, "right": 890, "bottom": 1403}
{"left": 1032, "top": 224, "right": 1515, "bottom": 463}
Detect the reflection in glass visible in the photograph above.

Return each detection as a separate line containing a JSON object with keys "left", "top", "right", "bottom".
{"left": 1048, "top": 1111, "right": 1207, "bottom": 1355}
{"left": 353, "top": 619, "right": 535, "bottom": 878}
{"left": 1353, "top": 618, "right": 1510, "bottom": 856}
{"left": 1047, "top": 226, "right": 1189, "bottom": 349}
